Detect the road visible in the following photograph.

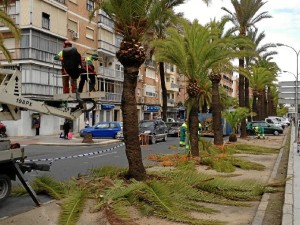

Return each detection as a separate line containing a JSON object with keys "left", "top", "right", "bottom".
{"left": 0, "top": 136, "right": 197, "bottom": 218}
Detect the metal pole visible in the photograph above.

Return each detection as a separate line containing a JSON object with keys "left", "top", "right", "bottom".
{"left": 296, "top": 53, "right": 299, "bottom": 143}
{"left": 277, "top": 43, "right": 300, "bottom": 143}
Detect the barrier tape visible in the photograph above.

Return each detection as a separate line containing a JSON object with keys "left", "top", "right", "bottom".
{"left": 24, "top": 143, "right": 125, "bottom": 165}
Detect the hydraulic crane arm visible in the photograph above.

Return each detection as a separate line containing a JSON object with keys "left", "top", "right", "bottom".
{"left": 0, "top": 69, "right": 85, "bottom": 120}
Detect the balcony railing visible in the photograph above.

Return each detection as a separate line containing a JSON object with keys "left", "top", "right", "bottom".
{"left": 0, "top": 48, "right": 60, "bottom": 65}
{"left": 99, "top": 15, "right": 114, "bottom": 28}
{"left": 22, "top": 83, "right": 62, "bottom": 96}
{"left": 98, "top": 40, "right": 116, "bottom": 55}
{"left": 100, "top": 92, "right": 122, "bottom": 102}
{"left": 98, "top": 67, "right": 124, "bottom": 81}
{"left": 171, "top": 83, "right": 180, "bottom": 89}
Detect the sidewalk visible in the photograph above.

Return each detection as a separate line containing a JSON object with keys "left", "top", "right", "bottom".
{"left": 282, "top": 125, "right": 299, "bottom": 225}
{"left": 8, "top": 133, "right": 121, "bottom": 146}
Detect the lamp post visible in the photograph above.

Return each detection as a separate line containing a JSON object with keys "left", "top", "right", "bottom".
{"left": 277, "top": 43, "right": 300, "bottom": 143}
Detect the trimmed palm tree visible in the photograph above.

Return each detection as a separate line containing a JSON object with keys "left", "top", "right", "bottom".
{"left": 93, "top": 0, "right": 166, "bottom": 180}
{"left": 222, "top": 0, "right": 271, "bottom": 138}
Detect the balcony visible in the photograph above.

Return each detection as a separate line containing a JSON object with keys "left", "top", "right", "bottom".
{"left": 166, "top": 82, "right": 179, "bottom": 92}
{"left": 98, "top": 40, "right": 116, "bottom": 56}
{"left": 99, "top": 15, "right": 114, "bottom": 29}
{"left": 98, "top": 67, "right": 124, "bottom": 81}
{"left": 100, "top": 92, "right": 122, "bottom": 102}
{"left": 0, "top": 48, "right": 60, "bottom": 66}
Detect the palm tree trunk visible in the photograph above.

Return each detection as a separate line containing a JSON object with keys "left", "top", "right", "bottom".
{"left": 188, "top": 100, "right": 200, "bottom": 157}
{"left": 122, "top": 68, "right": 146, "bottom": 181}
{"left": 252, "top": 93, "right": 258, "bottom": 120}
{"left": 159, "top": 62, "right": 168, "bottom": 122}
{"left": 245, "top": 77, "right": 250, "bottom": 121}
{"left": 257, "top": 92, "right": 263, "bottom": 120}
{"left": 239, "top": 58, "right": 247, "bottom": 138}
{"left": 262, "top": 88, "right": 267, "bottom": 119}
{"left": 211, "top": 79, "right": 223, "bottom": 145}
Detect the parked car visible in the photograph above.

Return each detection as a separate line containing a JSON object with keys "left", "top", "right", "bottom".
{"left": 246, "top": 121, "right": 283, "bottom": 136}
{"left": 80, "top": 121, "right": 123, "bottom": 139}
{"left": 139, "top": 120, "right": 168, "bottom": 144}
{"left": 268, "top": 116, "right": 289, "bottom": 128}
{"left": 165, "top": 122, "right": 183, "bottom": 137}
{"left": 265, "top": 118, "right": 283, "bottom": 129}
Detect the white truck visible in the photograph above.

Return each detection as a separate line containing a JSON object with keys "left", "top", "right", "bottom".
{"left": 0, "top": 68, "right": 100, "bottom": 205}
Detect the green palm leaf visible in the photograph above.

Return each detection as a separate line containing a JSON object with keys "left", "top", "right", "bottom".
{"left": 58, "top": 190, "right": 87, "bottom": 225}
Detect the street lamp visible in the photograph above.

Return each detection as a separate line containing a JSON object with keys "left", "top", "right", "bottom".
{"left": 277, "top": 43, "right": 300, "bottom": 143}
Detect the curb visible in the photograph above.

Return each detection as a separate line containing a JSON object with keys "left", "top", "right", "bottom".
{"left": 28, "top": 139, "right": 122, "bottom": 146}
{"left": 252, "top": 130, "right": 288, "bottom": 225}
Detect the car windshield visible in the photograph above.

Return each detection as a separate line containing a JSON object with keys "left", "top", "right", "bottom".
{"left": 139, "top": 121, "right": 154, "bottom": 128}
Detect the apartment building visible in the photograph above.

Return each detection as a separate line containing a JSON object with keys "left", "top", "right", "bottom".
{"left": 0, "top": 0, "right": 69, "bottom": 136}
{"left": 0, "top": 0, "right": 105, "bottom": 136}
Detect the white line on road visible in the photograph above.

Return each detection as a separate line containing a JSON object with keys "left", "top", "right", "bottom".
{"left": 88, "top": 151, "right": 117, "bottom": 159}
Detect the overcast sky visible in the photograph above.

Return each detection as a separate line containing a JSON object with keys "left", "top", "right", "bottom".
{"left": 175, "top": 0, "right": 300, "bottom": 81}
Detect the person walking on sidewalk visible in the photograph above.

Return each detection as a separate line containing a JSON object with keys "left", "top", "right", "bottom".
{"left": 63, "top": 120, "right": 71, "bottom": 139}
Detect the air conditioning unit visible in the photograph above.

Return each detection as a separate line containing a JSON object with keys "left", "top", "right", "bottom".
{"left": 72, "top": 31, "right": 78, "bottom": 39}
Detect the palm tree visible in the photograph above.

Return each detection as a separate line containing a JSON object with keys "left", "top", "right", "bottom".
{"left": 153, "top": 20, "right": 215, "bottom": 156}
{"left": 223, "top": 107, "right": 250, "bottom": 142}
{"left": 222, "top": 0, "right": 271, "bottom": 138}
{"left": 93, "top": 0, "right": 166, "bottom": 181}
{"left": 242, "top": 66, "right": 274, "bottom": 120}
{"left": 205, "top": 18, "right": 252, "bottom": 145}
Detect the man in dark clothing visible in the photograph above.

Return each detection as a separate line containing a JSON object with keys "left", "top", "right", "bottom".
{"left": 63, "top": 120, "right": 71, "bottom": 139}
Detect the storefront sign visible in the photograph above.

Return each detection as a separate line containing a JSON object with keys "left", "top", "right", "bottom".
{"left": 101, "top": 104, "right": 115, "bottom": 110}
{"left": 145, "top": 105, "right": 161, "bottom": 112}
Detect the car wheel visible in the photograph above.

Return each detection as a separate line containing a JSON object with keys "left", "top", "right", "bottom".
{"left": 150, "top": 135, "right": 156, "bottom": 144}
{"left": 163, "top": 134, "right": 167, "bottom": 142}
{"left": 0, "top": 174, "right": 11, "bottom": 203}
{"left": 274, "top": 130, "right": 279, "bottom": 136}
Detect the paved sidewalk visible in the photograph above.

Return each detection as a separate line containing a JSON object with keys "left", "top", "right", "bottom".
{"left": 8, "top": 133, "right": 121, "bottom": 146}
{"left": 282, "top": 125, "right": 299, "bottom": 225}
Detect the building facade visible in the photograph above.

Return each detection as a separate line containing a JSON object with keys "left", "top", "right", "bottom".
{"left": 0, "top": 0, "right": 234, "bottom": 136}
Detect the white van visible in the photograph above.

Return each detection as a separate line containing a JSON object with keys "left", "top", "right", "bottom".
{"left": 268, "top": 116, "right": 288, "bottom": 128}
{"left": 265, "top": 118, "right": 284, "bottom": 129}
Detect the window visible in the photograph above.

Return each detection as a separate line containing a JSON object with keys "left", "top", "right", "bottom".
{"left": 68, "top": 19, "right": 78, "bottom": 33}
{"left": 86, "top": 0, "right": 94, "bottom": 12}
{"left": 146, "top": 68, "right": 155, "bottom": 79}
{"left": 145, "top": 85, "right": 156, "bottom": 97}
{"left": 86, "top": 27, "right": 94, "bottom": 39}
{"left": 42, "top": 13, "right": 50, "bottom": 30}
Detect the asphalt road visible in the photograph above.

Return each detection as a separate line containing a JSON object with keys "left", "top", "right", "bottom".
{"left": 0, "top": 136, "right": 190, "bottom": 218}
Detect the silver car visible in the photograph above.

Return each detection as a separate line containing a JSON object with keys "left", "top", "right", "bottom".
{"left": 139, "top": 120, "right": 168, "bottom": 144}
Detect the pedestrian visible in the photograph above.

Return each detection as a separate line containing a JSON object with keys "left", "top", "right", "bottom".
{"left": 78, "top": 54, "right": 98, "bottom": 93}
{"left": 63, "top": 120, "right": 71, "bottom": 139}
{"left": 33, "top": 117, "right": 40, "bottom": 136}
{"left": 179, "top": 120, "right": 188, "bottom": 147}
{"left": 54, "top": 40, "right": 76, "bottom": 93}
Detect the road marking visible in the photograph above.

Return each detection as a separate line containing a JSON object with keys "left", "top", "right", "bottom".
{"left": 88, "top": 151, "right": 117, "bottom": 159}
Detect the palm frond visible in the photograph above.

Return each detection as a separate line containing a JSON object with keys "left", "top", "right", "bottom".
{"left": 33, "top": 175, "right": 66, "bottom": 200}
{"left": 58, "top": 190, "right": 87, "bottom": 225}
